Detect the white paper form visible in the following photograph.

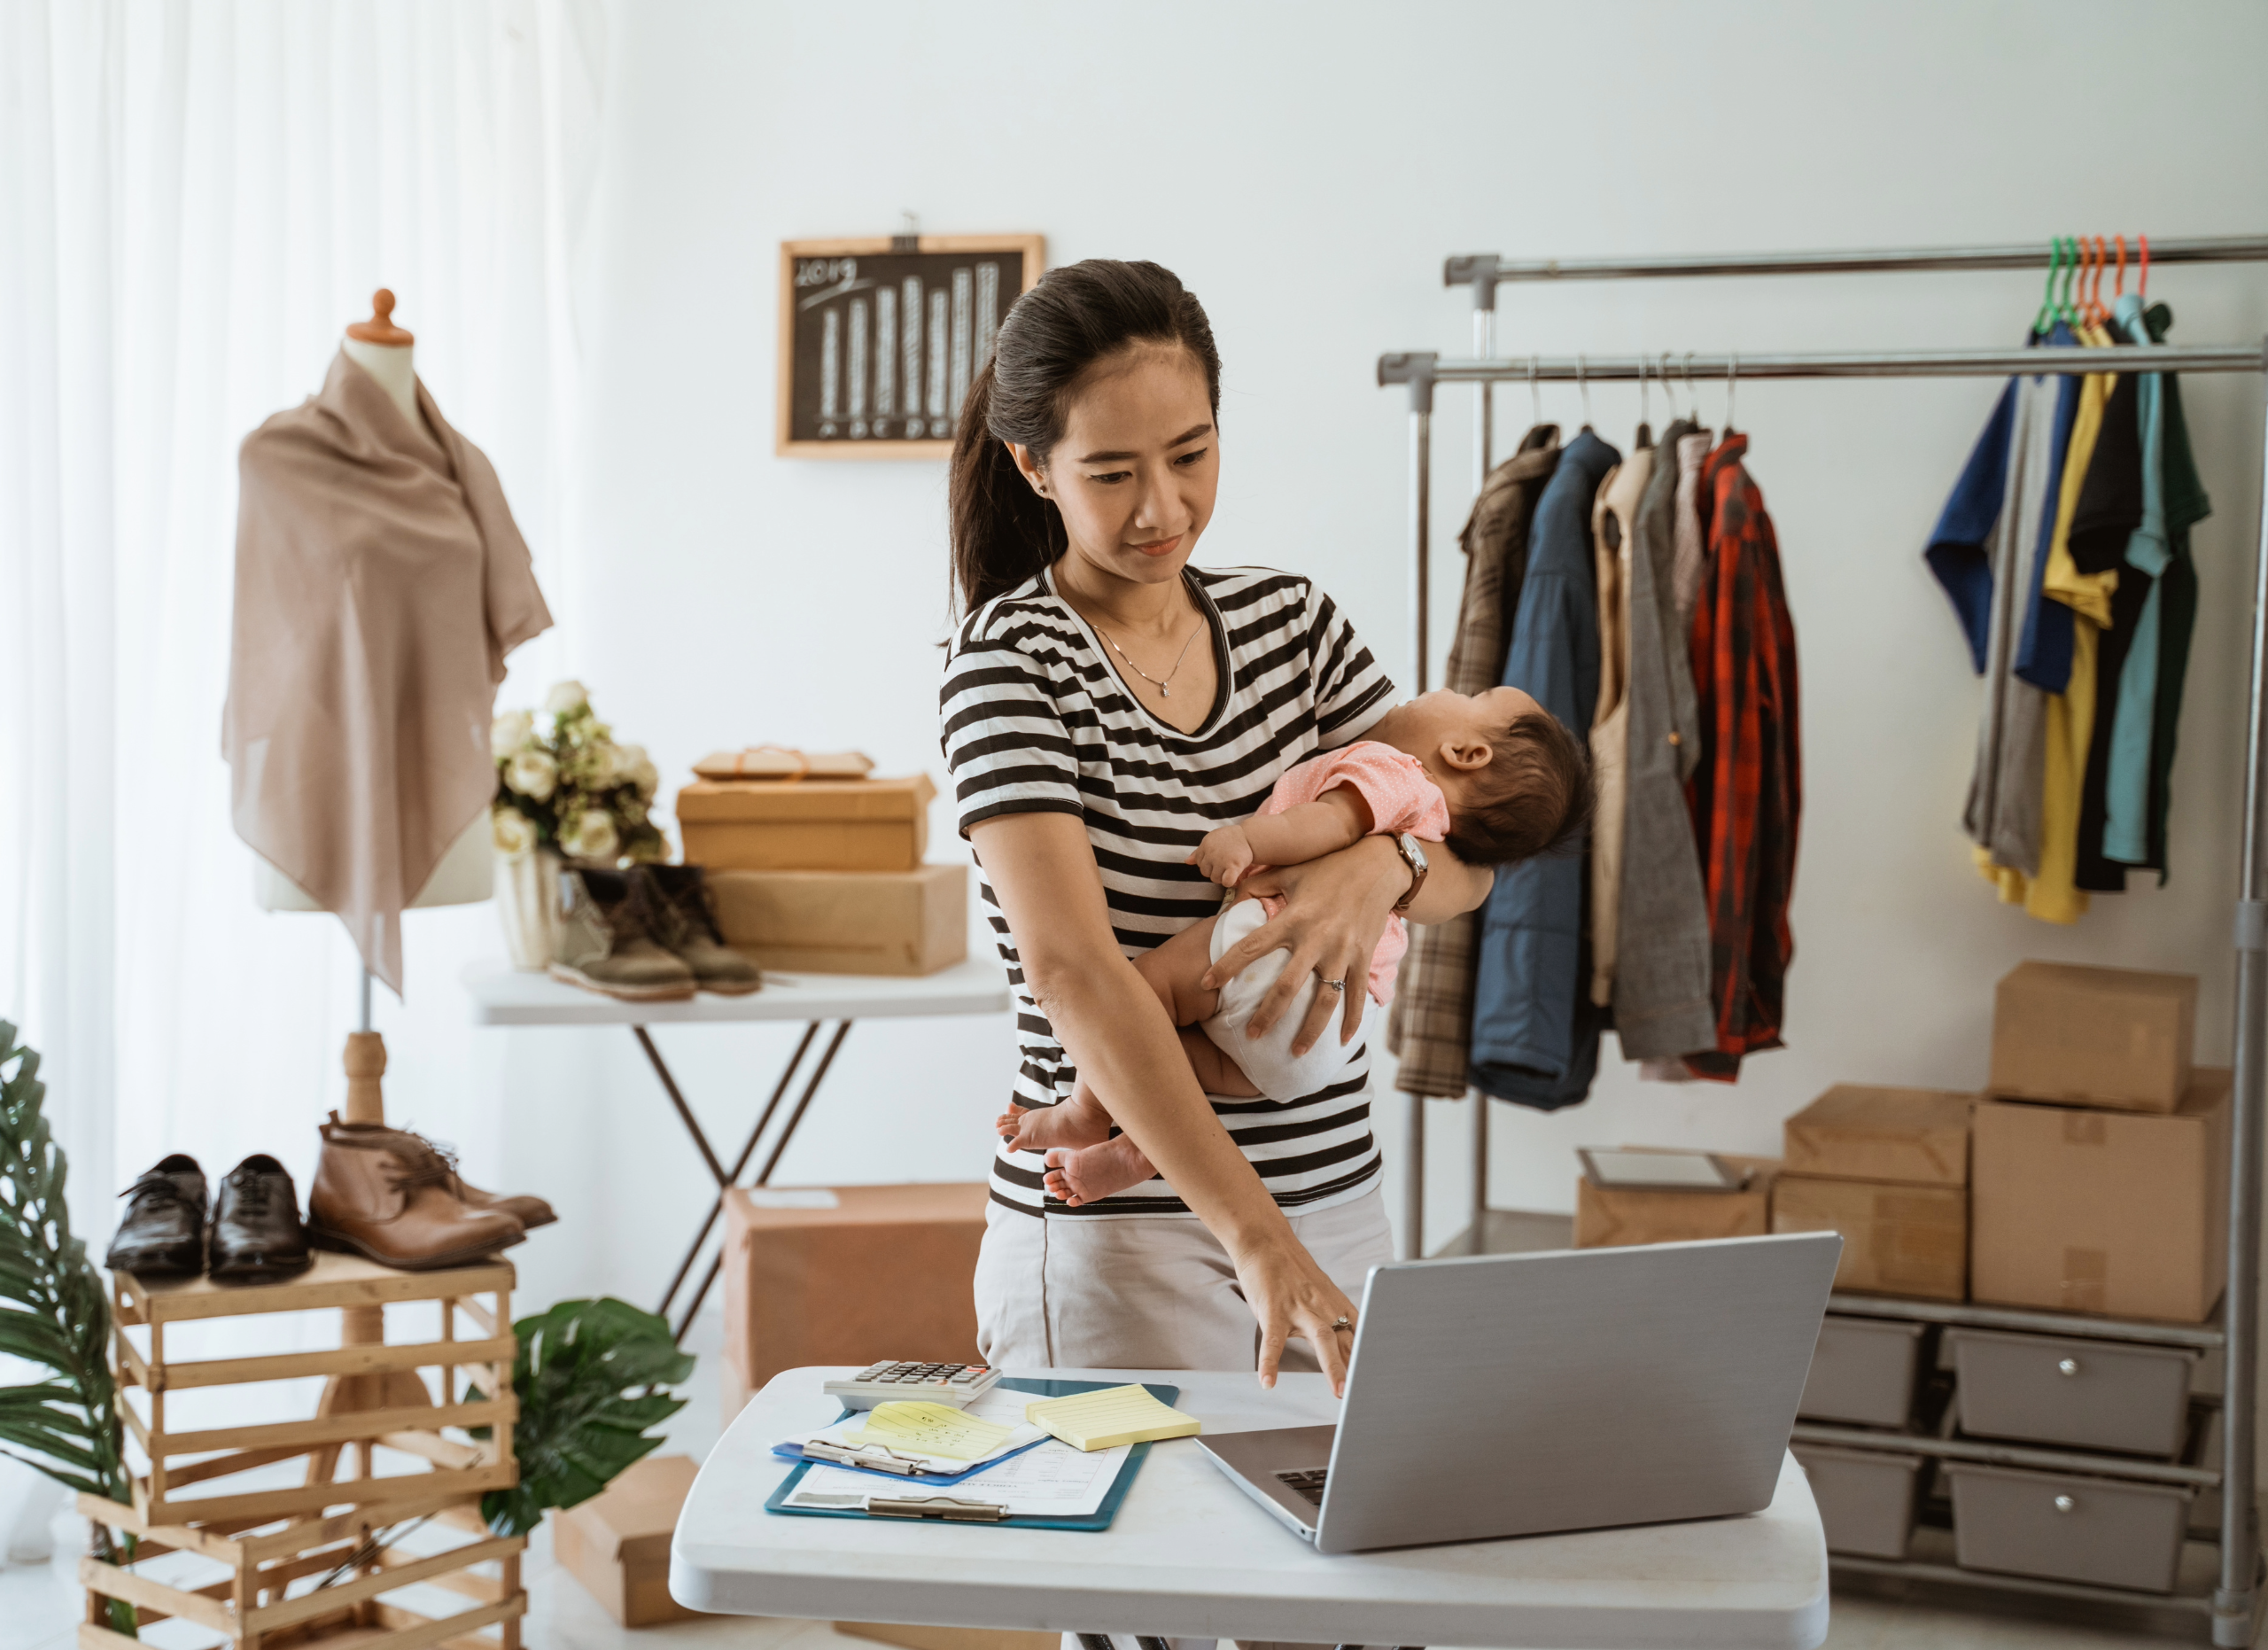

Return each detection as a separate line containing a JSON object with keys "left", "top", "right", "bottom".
{"left": 787, "top": 1388, "right": 1048, "bottom": 1475}
{"left": 782, "top": 1435, "right": 1133, "bottom": 1518}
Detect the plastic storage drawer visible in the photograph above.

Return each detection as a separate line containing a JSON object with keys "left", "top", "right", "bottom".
{"left": 1946, "top": 1463, "right": 2193, "bottom": 1593}
{"left": 1798, "top": 1316, "right": 1927, "bottom": 1426}
{"left": 1950, "top": 1328, "right": 2194, "bottom": 1456}
{"left": 1792, "top": 1444, "right": 1922, "bottom": 1558}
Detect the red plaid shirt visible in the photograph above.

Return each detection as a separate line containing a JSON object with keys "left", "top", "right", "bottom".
{"left": 1683, "top": 433, "right": 1801, "bottom": 1080}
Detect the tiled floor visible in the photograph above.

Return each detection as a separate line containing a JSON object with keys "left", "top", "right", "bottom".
{"left": 0, "top": 1307, "right": 2241, "bottom": 1649}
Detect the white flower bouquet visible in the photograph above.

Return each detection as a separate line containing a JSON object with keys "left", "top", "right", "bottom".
{"left": 490, "top": 681, "right": 667, "bottom": 866}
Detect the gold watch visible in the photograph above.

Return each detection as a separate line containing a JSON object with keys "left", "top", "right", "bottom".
{"left": 1390, "top": 832, "right": 1430, "bottom": 915}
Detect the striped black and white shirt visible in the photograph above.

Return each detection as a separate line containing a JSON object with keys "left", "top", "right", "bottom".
{"left": 941, "top": 563, "right": 1396, "bottom": 1219}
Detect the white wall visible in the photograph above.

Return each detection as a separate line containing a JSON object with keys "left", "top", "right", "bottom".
{"left": 496, "top": 0, "right": 2268, "bottom": 1304}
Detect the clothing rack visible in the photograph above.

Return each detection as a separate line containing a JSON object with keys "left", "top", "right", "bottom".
{"left": 1377, "top": 238, "right": 2268, "bottom": 1645}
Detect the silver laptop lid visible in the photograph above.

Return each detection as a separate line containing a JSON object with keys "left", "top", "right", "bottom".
{"left": 1314, "top": 1232, "right": 1840, "bottom": 1553}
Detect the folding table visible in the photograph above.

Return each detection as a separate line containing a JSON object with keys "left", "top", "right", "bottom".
{"left": 460, "top": 959, "right": 1011, "bottom": 1339}
{"left": 675, "top": 1363, "right": 1831, "bottom": 1649}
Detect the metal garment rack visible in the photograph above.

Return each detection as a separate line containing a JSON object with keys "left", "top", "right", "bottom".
{"left": 1376, "top": 236, "right": 2268, "bottom": 1645}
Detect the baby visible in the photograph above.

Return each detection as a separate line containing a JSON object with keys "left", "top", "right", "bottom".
{"left": 997, "top": 684, "right": 1594, "bottom": 1206}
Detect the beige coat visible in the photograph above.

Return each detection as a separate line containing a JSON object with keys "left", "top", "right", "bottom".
{"left": 1588, "top": 446, "right": 1651, "bottom": 1007}
{"left": 224, "top": 352, "right": 552, "bottom": 992}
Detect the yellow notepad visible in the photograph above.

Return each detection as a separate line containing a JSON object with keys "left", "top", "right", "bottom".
{"left": 843, "top": 1400, "right": 1014, "bottom": 1461}
{"left": 1024, "top": 1385, "right": 1201, "bottom": 1452}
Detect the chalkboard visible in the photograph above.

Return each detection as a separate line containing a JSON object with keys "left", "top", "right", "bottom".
{"left": 776, "top": 235, "right": 1045, "bottom": 458}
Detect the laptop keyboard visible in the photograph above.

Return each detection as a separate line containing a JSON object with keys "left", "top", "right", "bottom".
{"left": 1276, "top": 1467, "right": 1329, "bottom": 1506}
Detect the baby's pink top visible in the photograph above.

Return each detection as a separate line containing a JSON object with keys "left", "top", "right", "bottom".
{"left": 1248, "top": 741, "right": 1452, "bottom": 1004}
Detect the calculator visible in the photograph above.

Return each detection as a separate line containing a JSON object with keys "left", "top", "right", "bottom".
{"left": 821, "top": 1362, "right": 1000, "bottom": 1411}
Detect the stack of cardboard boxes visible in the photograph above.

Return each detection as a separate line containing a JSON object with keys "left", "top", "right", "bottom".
{"left": 677, "top": 760, "right": 967, "bottom": 976}
{"left": 1772, "top": 1086, "right": 1972, "bottom": 1302}
{"left": 1973, "top": 961, "right": 2229, "bottom": 1323}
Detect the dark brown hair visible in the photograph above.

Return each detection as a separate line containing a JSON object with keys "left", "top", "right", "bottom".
{"left": 949, "top": 259, "right": 1221, "bottom": 618}
{"left": 1445, "top": 711, "right": 1596, "bottom": 866}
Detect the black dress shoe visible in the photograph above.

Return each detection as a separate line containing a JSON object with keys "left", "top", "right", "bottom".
{"left": 105, "top": 1155, "right": 207, "bottom": 1278}
{"left": 208, "top": 1154, "right": 312, "bottom": 1283}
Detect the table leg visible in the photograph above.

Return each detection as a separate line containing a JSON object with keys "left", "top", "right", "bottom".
{"left": 662, "top": 1021, "right": 855, "bottom": 1343}
{"left": 651, "top": 1022, "right": 821, "bottom": 1319}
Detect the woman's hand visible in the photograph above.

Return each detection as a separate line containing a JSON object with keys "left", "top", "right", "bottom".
{"left": 1203, "top": 835, "right": 1407, "bottom": 1055}
{"left": 1231, "top": 1230, "right": 1361, "bottom": 1394}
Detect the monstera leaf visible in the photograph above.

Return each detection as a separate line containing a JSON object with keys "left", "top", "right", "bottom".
{"left": 473, "top": 1296, "right": 694, "bottom": 1536}
{"left": 0, "top": 1020, "right": 137, "bottom": 1633}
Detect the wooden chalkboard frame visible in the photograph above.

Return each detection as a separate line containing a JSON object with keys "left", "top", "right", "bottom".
{"left": 776, "top": 234, "right": 1046, "bottom": 459}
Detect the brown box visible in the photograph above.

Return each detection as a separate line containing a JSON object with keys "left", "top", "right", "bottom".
{"left": 1971, "top": 1068, "right": 2232, "bottom": 1322}
{"left": 721, "top": 1183, "right": 986, "bottom": 1414}
{"left": 1770, "top": 1176, "right": 1968, "bottom": 1302}
{"left": 1989, "top": 961, "right": 2197, "bottom": 1112}
{"left": 710, "top": 864, "right": 967, "bottom": 977}
{"left": 1573, "top": 1154, "right": 1780, "bottom": 1249}
{"left": 550, "top": 1454, "right": 708, "bottom": 1627}
{"left": 1783, "top": 1085, "right": 1972, "bottom": 1187}
{"left": 678, "top": 773, "right": 937, "bottom": 872}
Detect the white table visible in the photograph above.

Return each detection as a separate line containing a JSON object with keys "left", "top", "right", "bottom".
{"left": 462, "top": 960, "right": 1011, "bottom": 1335}
{"left": 675, "top": 1365, "right": 1831, "bottom": 1650}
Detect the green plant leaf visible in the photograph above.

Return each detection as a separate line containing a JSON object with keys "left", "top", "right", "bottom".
{"left": 478, "top": 1297, "right": 692, "bottom": 1536}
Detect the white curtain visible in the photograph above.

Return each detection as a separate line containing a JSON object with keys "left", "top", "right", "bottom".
{"left": 0, "top": 0, "right": 607, "bottom": 1247}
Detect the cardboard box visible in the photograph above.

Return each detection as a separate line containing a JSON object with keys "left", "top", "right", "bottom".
{"left": 1989, "top": 961, "right": 2197, "bottom": 1112}
{"left": 678, "top": 774, "right": 937, "bottom": 872}
{"left": 1971, "top": 1068, "right": 2232, "bottom": 1322}
{"left": 721, "top": 1183, "right": 986, "bottom": 1417}
{"left": 709, "top": 864, "right": 967, "bottom": 977}
{"left": 1771, "top": 1176, "right": 1967, "bottom": 1302}
{"left": 1783, "top": 1085, "right": 1973, "bottom": 1187}
{"left": 549, "top": 1453, "right": 709, "bottom": 1626}
{"left": 838, "top": 1627, "right": 1057, "bottom": 1650}
{"left": 1573, "top": 1154, "right": 1780, "bottom": 1249}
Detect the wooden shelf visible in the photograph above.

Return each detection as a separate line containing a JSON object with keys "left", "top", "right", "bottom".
{"left": 115, "top": 1251, "right": 516, "bottom": 1327}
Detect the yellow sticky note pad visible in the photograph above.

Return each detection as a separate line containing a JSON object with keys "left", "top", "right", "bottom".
{"left": 1024, "top": 1385, "right": 1201, "bottom": 1452}
{"left": 843, "top": 1400, "right": 1014, "bottom": 1461}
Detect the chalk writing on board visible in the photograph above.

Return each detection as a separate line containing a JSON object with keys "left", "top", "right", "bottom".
{"left": 777, "top": 237, "right": 1044, "bottom": 455}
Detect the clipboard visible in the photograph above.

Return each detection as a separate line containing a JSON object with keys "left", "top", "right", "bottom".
{"left": 769, "top": 1432, "right": 1052, "bottom": 1486}
{"left": 764, "top": 1378, "right": 1179, "bottom": 1532}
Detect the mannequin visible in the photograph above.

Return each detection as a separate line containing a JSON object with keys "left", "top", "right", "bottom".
{"left": 252, "top": 290, "right": 493, "bottom": 916}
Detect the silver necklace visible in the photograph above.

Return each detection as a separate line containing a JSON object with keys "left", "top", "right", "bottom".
{"left": 1095, "top": 617, "right": 1204, "bottom": 698}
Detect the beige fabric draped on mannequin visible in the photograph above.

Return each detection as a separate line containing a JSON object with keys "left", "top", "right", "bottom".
{"left": 224, "top": 351, "right": 552, "bottom": 993}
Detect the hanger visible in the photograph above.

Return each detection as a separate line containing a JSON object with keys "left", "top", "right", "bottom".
{"left": 1635, "top": 354, "right": 1652, "bottom": 449}
{"left": 1724, "top": 353, "right": 1738, "bottom": 434}
{"left": 2139, "top": 232, "right": 2150, "bottom": 300}
{"left": 1529, "top": 354, "right": 1542, "bottom": 427}
{"left": 2033, "top": 238, "right": 2064, "bottom": 337}
{"left": 2056, "top": 236, "right": 2081, "bottom": 328}
{"left": 1684, "top": 351, "right": 1699, "bottom": 430}
{"left": 2114, "top": 234, "right": 2127, "bottom": 300}
{"left": 1577, "top": 354, "right": 1592, "bottom": 431}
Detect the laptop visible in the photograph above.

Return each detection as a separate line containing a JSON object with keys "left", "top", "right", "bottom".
{"left": 1199, "top": 1231, "right": 1841, "bottom": 1553}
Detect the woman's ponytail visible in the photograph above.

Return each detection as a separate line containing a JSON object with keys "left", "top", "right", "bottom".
{"left": 946, "top": 260, "right": 1221, "bottom": 621}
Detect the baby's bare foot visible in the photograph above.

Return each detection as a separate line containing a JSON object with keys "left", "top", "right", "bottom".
{"left": 998, "top": 1099, "right": 1114, "bottom": 1155}
{"left": 1043, "top": 1139, "right": 1158, "bottom": 1206}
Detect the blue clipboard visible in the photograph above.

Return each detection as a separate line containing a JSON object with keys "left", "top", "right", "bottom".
{"left": 764, "top": 1378, "right": 1179, "bottom": 1532}
{"left": 769, "top": 1433, "right": 1052, "bottom": 1486}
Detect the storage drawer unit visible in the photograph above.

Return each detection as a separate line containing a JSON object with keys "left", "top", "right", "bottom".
{"left": 1946, "top": 1463, "right": 2194, "bottom": 1594}
{"left": 1950, "top": 1327, "right": 2194, "bottom": 1457}
{"left": 1792, "top": 1445, "right": 1921, "bottom": 1559}
{"left": 1799, "top": 1316, "right": 1927, "bottom": 1427}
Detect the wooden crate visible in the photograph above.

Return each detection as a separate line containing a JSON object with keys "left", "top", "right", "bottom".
{"left": 112, "top": 1252, "right": 518, "bottom": 1527}
{"left": 77, "top": 1487, "right": 524, "bottom": 1650}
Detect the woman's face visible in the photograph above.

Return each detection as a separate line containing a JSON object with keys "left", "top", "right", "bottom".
{"left": 1013, "top": 343, "right": 1218, "bottom": 593}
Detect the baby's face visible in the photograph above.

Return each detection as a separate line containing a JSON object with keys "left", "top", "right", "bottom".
{"left": 1394, "top": 685, "right": 1540, "bottom": 760}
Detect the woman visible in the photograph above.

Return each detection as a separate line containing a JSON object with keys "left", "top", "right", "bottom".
{"left": 943, "top": 261, "right": 1493, "bottom": 1392}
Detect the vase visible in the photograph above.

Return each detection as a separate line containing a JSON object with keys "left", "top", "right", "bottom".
{"left": 497, "top": 848, "right": 563, "bottom": 970}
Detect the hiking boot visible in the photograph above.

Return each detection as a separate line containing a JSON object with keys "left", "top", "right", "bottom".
{"left": 548, "top": 867, "right": 697, "bottom": 1001}
{"left": 308, "top": 1112, "right": 525, "bottom": 1271}
{"left": 208, "top": 1154, "right": 313, "bottom": 1283}
{"left": 638, "top": 865, "right": 763, "bottom": 996}
{"left": 106, "top": 1155, "right": 208, "bottom": 1278}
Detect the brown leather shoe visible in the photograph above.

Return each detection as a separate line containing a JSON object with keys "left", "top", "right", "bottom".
{"left": 394, "top": 1128, "right": 557, "bottom": 1231}
{"left": 549, "top": 867, "right": 697, "bottom": 1001}
{"left": 307, "top": 1113, "right": 525, "bottom": 1271}
{"left": 638, "top": 865, "right": 763, "bottom": 995}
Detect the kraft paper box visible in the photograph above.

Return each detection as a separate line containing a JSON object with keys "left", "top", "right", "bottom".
{"left": 1770, "top": 1175, "right": 1967, "bottom": 1302}
{"left": 549, "top": 1454, "right": 709, "bottom": 1626}
{"left": 710, "top": 864, "right": 967, "bottom": 977}
{"left": 721, "top": 1183, "right": 986, "bottom": 1417}
{"left": 1573, "top": 1154, "right": 1779, "bottom": 1249}
{"left": 1989, "top": 960, "right": 2196, "bottom": 1112}
{"left": 1783, "top": 1085, "right": 1974, "bottom": 1187}
{"left": 1971, "top": 1068, "right": 2232, "bottom": 1322}
{"left": 677, "top": 773, "right": 936, "bottom": 872}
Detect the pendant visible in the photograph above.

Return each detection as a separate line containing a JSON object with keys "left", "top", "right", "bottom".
{"left": 1161, "top": 684, "right": 1170, "bottom": 697}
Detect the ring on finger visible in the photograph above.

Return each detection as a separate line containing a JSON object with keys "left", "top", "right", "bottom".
{"left": 1318, "top": 977, "right": 1347, "bottom": 993}
{"left": 1332, "top": 1314, "right": 1353, "bottom": 1331}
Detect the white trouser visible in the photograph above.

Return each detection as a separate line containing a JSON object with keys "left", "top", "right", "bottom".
{"left": 1200, "top": 899, "right": 1373, "bottom": 1102}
